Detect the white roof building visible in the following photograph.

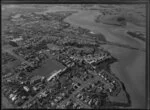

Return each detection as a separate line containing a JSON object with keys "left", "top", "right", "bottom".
{"left": 11, "top": 37, "right": 23, "bottom": 42}
{"left": 47, "top": 69, "right": 62, "bottom": 82}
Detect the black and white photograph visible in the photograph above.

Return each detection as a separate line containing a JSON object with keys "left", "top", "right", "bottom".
{"left": 1, "top": 0, "right": 149, "bottom": 109}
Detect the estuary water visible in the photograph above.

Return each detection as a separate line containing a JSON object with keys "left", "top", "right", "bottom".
{"left": 64, "top": 10, "right": 146, "bottom": 108}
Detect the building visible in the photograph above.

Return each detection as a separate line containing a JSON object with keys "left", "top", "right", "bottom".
{"left": 10, "top": 37, "right": 23, "bottom": 46}
{"left": 9, "top": 41, "right": 18, "bottom": 47}
{"left": 47, "top": 69, "right": 62, "bottom": 82}
{"left": 30, "top": 76, "right": 44, "bottom": 85}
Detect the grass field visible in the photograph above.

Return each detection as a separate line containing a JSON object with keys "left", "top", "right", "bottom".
{"left": 31, "top": 58, "right": 65, "bottom": 77}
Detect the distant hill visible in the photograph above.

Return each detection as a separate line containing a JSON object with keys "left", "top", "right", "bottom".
{"left": 96, "top": 11, "right": 145, "bottom": 27}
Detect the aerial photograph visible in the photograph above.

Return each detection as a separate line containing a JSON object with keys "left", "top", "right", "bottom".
{"left": 1, "top": 4, "right": 146, "bottom": 109}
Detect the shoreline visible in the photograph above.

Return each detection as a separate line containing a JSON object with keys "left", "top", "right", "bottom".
{"left": 62, "top": 11, "right": 132, "bottom": 107}
{"left": 126, "top": 31, "right": 146, "bottom": 42}
{"left": 64, "top": 9, "right": 145, "bottom": 108}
